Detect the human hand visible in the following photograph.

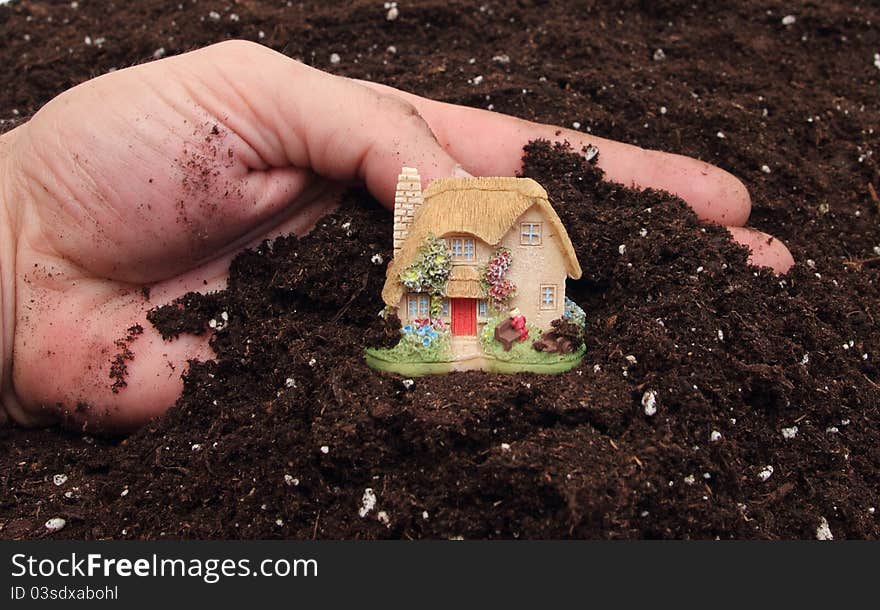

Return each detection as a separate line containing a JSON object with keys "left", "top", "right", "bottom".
{"left": 0, "top": 41, "right": 792, "bottom": 432}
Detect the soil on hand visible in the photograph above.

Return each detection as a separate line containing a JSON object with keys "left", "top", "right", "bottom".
{"left": 1, "top": 0, "right": 878, "bottom": 540}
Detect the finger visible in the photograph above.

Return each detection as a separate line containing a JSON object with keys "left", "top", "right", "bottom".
{"left": 25, "top": 41, "right": 468, "bottom": 284}
{"left": 727, "top": 227, "right": 794, "bottom": 274}
{"left": 176, "top": 41, "right": 467, "bottom": 204}
{"left": 356, "top": 80, "right": 751, "bottom": 226}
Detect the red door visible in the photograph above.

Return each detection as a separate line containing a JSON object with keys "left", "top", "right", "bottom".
{"left": 451, "top": 298, "right": 477, "bottom": 336}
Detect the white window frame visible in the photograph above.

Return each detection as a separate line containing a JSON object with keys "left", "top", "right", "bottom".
{"left": 440, "top": 299, "right": 451, "bottom": 318}
{"left": 448, "top": 236, "right": 476, "bottom": 261}
{"left": 539, "top": 284, "right": 557, "bottom": 310}
{"left": 477, "top": 300, "right": 488, "bottom": 319}
{"left": 407, "top": 293, "right": 430, "bottom": 319}
{"left": 520, "top": 222, "right": 542, "bottom": 245}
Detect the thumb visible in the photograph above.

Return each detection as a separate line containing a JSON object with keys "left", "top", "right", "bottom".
{"left": 179, "top": 41, "right": 469, "bottom": 205}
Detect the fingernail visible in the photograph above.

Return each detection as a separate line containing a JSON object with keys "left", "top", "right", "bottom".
{"left": 453, "top": 164, "right": 474, "bottom": 178}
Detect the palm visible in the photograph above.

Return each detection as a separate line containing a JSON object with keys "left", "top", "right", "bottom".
{"left": 10, "top": 54, "right": 342, "bottom": 430}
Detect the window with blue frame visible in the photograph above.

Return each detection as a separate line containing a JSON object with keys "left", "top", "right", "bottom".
{"left": 407, "top": 293, "right": 430, "bottom": 318}
{"left": 477, "top": 300, "right": 488, "bottom": 318}
{"left": 520, "top": 222, "right": 542, "bottom": 245}
{"left": 540, "top": 285, "right": 557, "bottom": 310}
{"left": 440, "top": 299, "right": 450, "bottom": 317}
{"left": 448, "top": 236, "right": 476, "bottom": 261}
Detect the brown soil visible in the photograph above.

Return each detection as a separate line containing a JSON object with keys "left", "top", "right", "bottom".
{"left": 1, "top": 1, "right": 879, "bottom": 539}
{"left": 109, "top": 324, "right": 144, "bottom": 394}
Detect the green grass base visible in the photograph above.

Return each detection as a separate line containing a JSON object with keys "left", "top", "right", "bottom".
{"left": 364, "top": 350, "right": 454, "bottom": 376}
{"left": 364, "top": 347, "right": 583, "bottom": 376}
{"left": 483, "top": 353, "right": 584, "bottom": 375}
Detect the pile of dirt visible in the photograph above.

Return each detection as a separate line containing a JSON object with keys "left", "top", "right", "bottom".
{"left": 1, "top": 0, "right": 878, "bottom": 539}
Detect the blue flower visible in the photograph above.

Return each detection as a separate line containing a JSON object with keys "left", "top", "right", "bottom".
{"left": 422, "top": 337, "right": 432, "bottom": 346}
{"left": 402, "top": 325, "right": 413, "bottom": 334}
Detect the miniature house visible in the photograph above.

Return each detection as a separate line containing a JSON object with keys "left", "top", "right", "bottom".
{"left": 367, "top": 167, "right": 584, "bottom": 374}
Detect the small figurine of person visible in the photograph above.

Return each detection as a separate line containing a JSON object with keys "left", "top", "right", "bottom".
{"left": 509, "top": 308, "right": 529, "bottom": 342}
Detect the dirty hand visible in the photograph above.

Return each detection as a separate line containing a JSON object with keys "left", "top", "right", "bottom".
{"left": 0, "top": 40, "right": 793, "bottom": 432}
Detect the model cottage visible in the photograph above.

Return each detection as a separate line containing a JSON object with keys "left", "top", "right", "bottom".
{"left": 365, "top": 167, "right": 586, "bottom": 375}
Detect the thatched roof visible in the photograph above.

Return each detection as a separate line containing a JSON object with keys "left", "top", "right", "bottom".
{"left": 382, "top": 177, "right": 582, "bottom": 306}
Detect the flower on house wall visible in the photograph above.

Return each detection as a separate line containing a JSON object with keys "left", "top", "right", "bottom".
{"left": 488, "top": 279, "right": 516, "bottom": 307}
{"left": 399, "top": 234, "right": 452, "bottom": 320}
{"left": 482, "top": 246, "right": 517, "bottom": 310}
{"left": 399, "top": 234, "right": 451, "bottom": 293}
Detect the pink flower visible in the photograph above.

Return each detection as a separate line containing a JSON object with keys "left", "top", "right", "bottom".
{"left": 484, "top": 248, "right": 516, "bottom": 308}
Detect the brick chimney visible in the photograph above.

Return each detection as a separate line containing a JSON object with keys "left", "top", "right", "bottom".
{"left": 392, "top": 167, "right": 423, "bottom": 257}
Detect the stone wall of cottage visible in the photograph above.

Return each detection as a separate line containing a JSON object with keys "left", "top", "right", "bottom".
{"left": 498, "top": 208, "right": 569, "bottom": 333}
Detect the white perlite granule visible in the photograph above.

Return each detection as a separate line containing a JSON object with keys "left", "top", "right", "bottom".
{"left": 358, "top": 488, "right": 377, "bottom": 518}
{"left": 641, "top": 390, "right": 657, "bottom": 416}
{"left": 816, "top": 517, "right": 833, "bottom": 540}
{"left": 45, "top": 518, "right": 67, "bottom": 532}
